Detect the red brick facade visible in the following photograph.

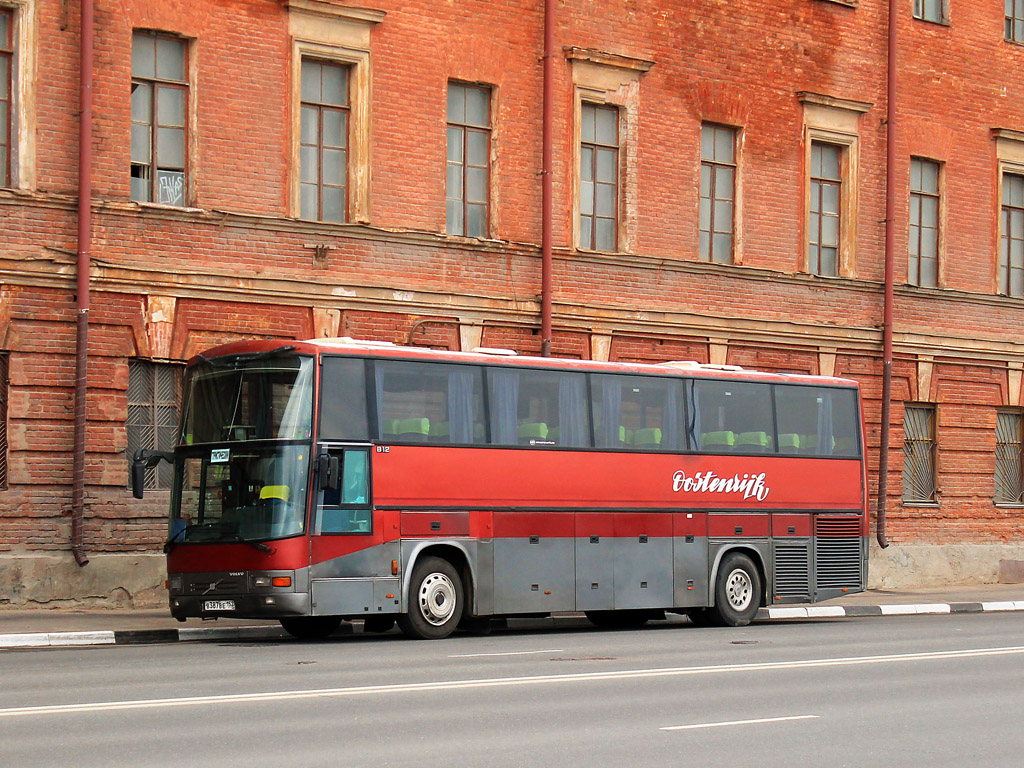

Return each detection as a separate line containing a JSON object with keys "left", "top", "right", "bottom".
{"left": 2, "top": 0, "right": 1024, "bottom": 583}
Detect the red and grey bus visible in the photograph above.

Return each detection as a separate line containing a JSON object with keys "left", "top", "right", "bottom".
{"left": 133, "top": 337, "right": 868, "bottom": 639}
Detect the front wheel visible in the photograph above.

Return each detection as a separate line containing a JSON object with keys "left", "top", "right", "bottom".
{"left": 708, "top": 552, "right": 762, "bottom": 627}
{"left": 397, "top": 556, "right": 464, "bottom": 640}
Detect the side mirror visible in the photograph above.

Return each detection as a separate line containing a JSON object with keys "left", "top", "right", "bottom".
{"left": 317, "top": 454, "right": 340, "bottom": 490}
{"left": 131, "top": 455, "right": 146, "bottom": 499}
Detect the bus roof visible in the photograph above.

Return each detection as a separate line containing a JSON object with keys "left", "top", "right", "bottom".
{"left": 191, "top": 336, "right": 860, "bottom": 388}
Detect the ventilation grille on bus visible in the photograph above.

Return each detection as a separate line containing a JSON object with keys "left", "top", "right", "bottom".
{"left": 815, "top": 517, "right": 863, "bottom": 590}
{"left": 774, "top": 541, "right": 810, "bottom": 598}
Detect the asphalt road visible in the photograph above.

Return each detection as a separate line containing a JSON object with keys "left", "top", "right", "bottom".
{"left": 2, "top": 613, "right": 1023, "bottom": 767}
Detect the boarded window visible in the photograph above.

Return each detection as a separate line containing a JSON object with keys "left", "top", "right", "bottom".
{"left": 131, "top": 32, "right": 188, "bottom": 206}
{"left": 127, "top": 361, "right": 182, "bottom": 490}
{"left": 699, "top": 123, "right": 736, "bottom": 264}
{"left": 902, "top": 404, "right": 936, "bottom": 503}
{"left": 995, "top": 411, "right": 1024, "bottom": 504}
{"left": 446, "top": 82, "right": 490, "bottom": 238}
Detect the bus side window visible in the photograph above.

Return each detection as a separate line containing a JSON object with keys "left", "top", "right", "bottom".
{"left": 689, "top": 379, "right": 773, "bottom": 453}
{"left": 320, "top": 449, "right": 371, "bottom": 534}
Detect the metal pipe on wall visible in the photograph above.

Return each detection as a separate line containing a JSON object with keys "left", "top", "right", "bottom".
{"left": 72, "top": 0, "right": 94, "bottom": 567}
{"left": 876, "top": 0, "right": 897, "bottom": 550}
{"left": 540, "top": 0, "right": 554, "bottom": 357}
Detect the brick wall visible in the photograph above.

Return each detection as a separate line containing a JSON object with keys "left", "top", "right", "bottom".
{"left": 3, "top": 0, "right": 1024, "bottom": 557}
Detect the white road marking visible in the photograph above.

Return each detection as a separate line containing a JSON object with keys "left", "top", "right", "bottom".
{"left": 661, "top": 714, "right": 819, "bottom": 731}
{"left": 448, "top": 649, "right": 565, "bottom": 658}
{"left": 2, "top": 645, "right": 1023, "bottom": 719}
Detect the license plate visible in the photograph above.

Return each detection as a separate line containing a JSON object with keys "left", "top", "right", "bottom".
{"left": 203, "top": 600, "right": 236, "bottom": 612}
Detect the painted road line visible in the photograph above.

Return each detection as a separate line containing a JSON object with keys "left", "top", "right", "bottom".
{"left": 449, "top": 649, "right": 565, "bottom": 658}
{"left": 661, "top": 715, "right": 819, "bottom": 731}
{"left": 2, "top": 645, "right": 1024, "bottom": 719}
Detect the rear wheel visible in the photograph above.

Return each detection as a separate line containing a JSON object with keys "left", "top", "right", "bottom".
{"left": 708, "top": 552, "right": 762, "bottom": 627}
{"left": 397, "top": 556, "right": 464, "bottom": 639}
{"left": 279, "top": 615, "right": 342, "bottom": 640}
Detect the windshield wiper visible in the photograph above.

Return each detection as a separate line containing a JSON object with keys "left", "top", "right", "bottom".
{"left": 163, "top": 522, "right": 273, "bottom": 553}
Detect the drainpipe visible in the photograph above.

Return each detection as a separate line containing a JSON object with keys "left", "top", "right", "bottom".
{"left": 875, "top": 0, "right": 897, "bottom": 550}
{"left": 540, "top": 0, "right": 554, "bottom": 357}
{"left": 71, "top": 0, "right": 94, "bottom": 567}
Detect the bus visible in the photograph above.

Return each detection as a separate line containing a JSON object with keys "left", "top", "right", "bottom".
{"left": 132, "top": 337, "right": 868, "bottom": 640}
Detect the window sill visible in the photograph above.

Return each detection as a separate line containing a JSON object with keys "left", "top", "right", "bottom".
{"left": 912, "top": 17, "right": 949, "bottom": 27}
{"left": 815, "top": 0, "right": 857, "bottom": 7}
{"left": 902, "top": 501, "right": 940, "bottom": 508}
{"left": 994, "top": 502, "right": 1024, "bottom": 509}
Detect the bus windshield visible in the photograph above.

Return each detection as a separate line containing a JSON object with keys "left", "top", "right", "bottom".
{"left": 171, "top": 444, "right": 310, "bottom": 543}
{"left": 181, "top": 355, "right": 314, "bottom": 445}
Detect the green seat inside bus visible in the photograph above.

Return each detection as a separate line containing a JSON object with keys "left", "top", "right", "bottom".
{"left": 778, "top": 433, "right": 800, "bottom": 453}
{"left": 737, "top": 431, "right": 771, "bottom": 451}
{"left": 381, "top": 419, "right": 401, "bottom": 439}
{"left": 701, "top": 430, "right": 735, "bottom": 450}
{"left": 518, "top": 422, "right": 548, "bottom": 443}
{"left": 397, "top": 417, "right": 430, "bottom": 441}
{"left": 633, "top": 427, "right": 662, "bottom": 447}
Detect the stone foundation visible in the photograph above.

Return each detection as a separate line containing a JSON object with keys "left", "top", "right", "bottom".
{"left": 1, "top": 544, "right": 1023, "bottom": 609}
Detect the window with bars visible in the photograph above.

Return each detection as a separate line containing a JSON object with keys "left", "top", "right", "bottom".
{"left": 1001, "top": 172, "right": 1024, "bottom": 297}
{"left": 996, "top": 410, "right": 1024, "bottom": 504}
{"left": 809, "top": 142, "right": 842, "bottom": 276}
{"left": 699, "top": 123, "right": 736, "bottom": 264}
{"left": 1010, "top": 0, "right": 1024, "bottom": 43}
{"left": 446, "top": 82, "right": 490, "bottom": 238}
{"left": 1, "top": 7, "right": 13, "bottom": 189}
{"left": 300, "top": 59, "right": 349, "bottom": 223}
{"left": 909, "top": 158, "right": 940, "bottom": 287}
{"left": 913, "top": 0, "right": 946, "bottom": 23}
{"left": 903, "top": 404, "right": 937, "bottom": 504}
{"left": 127, "top": 361, "right": 181, "bottom": 491}
{"left": 131, "top": 31, "right": 188, "bottom": 206}
{"left": 0, "top": 352, "right": 8, "bottom": 490}
{"left": 579, "top": 103, "right": 619, "bottom": 252}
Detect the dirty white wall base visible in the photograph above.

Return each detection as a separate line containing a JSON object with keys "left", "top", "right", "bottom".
{"left": 1, "top": 546, "right": 1023, "bottom": 609}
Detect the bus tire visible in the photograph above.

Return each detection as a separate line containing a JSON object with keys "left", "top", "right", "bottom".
{"left": 279, "top": 616, "right": 342, "bottom": 640}
{"left": 397, "top": 556, "right": 464, "bottom": 640}
{"left": 709, "top": 552, "right": 762, "bottom": 627}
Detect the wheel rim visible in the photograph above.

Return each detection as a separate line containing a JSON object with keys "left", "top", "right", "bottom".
{"left": 724, "top": 567, "right": 753, "bottom": 612}
{"left": 417, "top": 571, "right": 457, "bottom": 626}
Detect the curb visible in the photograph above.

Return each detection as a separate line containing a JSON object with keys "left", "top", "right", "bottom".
{"left": 3, "top": 601, "right": 1023, "bottom": 650}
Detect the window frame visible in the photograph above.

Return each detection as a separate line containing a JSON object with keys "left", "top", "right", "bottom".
{"left": 909, "top": 157, "right": 941, "bottom": 288}
{"left": 0, "top": 351, "right": 8, "bottom": 489}
{"left": 578, "top": 101, "right": 620, "bottom": 253}
{"left": 1009, "top": 0, "right": 1024, "bottom": 44}
{"left": 995, "top": 409, "right": 1024, "bottom": 505}
{"left": 0, "top": 6, "right": 12, "bottom": 189}
{"left": 130, "top": 30, "right": 190, "bottom": 207}
{"left": 913, "top": 0, "right": 947, "bottom": 24}
{"left": 808, "top": 141, "right": 844, "bottom": 277}
{"left": 699, "top": 123, "right": 738, "bottom": 265}
{"left": 299, "top": 57, "right": 351, "bottom": 223}
{"left": 446, "top": 81, "right": 492, "bottom": 238}
{"left": 902, "top": 403, "right": 937, "bottom": 505}
{"left": 127, "top": 360, "right": 183, "bottom": 491}
{"left": 1000, "top": 170, "right": 1024, "bottom": 298}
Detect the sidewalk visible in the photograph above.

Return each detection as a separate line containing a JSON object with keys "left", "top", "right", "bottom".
{"left": 2, "top": 584, "right": 1023, "bottom": 649}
